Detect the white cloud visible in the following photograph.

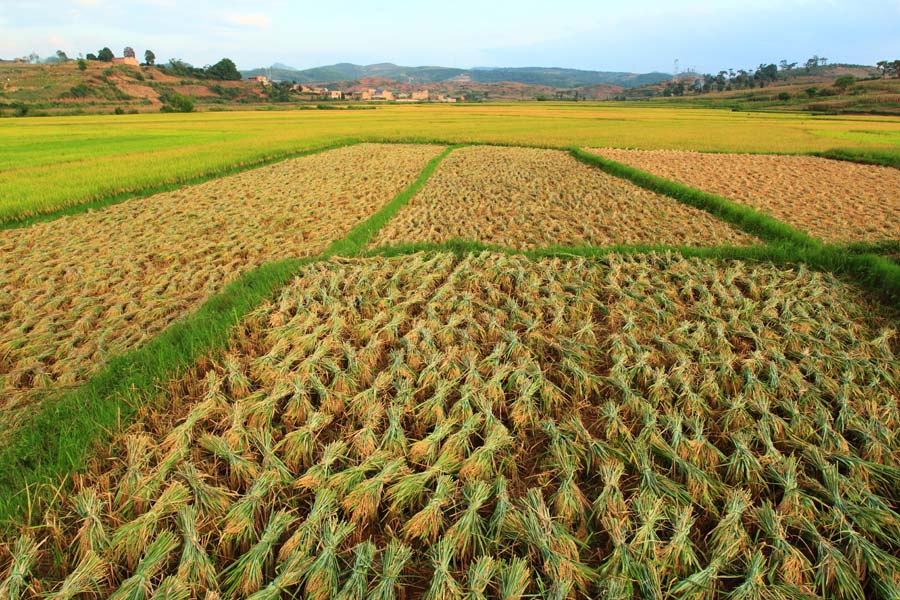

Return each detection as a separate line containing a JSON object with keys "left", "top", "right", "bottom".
{"left": 222, "top": 12, "right": 271, "bottom": 28}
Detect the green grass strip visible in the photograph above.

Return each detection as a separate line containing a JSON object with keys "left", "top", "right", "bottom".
{"left": 568, "top": 147, "right": 823, "bottom": 249}
{"left": 843, "top": 240, "right": 900, "bottom": 255}
{"left": 0, "top": 139, "right": 362, "bottom": 231}
{"left": 0, "top": 144, "right": 458, "bottom": 529}
{"left": 327, "top": 145, "right": 465, "bottom": 256}
{"left": 568, "top": 147, "right": 900, "bottom": 306}
{"left": 810, "top": 148, "right": 900, "bottom": 170}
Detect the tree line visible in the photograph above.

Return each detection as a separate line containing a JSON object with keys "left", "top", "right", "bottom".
{"left": 45, "top": 46, "right": 242, "bottom": 81}
{"left": 662, "top": 55, "right": 899, "bottom": 97}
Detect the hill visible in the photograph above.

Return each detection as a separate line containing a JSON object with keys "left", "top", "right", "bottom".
{"left": 242, "top": 62, "right": 671, "bottom": 88}
{"left": 0, "top": 60, "right": 266, "bottom": 115}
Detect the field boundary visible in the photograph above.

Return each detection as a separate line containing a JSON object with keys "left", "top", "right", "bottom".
{"left": 0, "top": 139, "right": 362, "bottom": 230}
{"left": 4, "top": 139, "right": 900, "bottom": 530}
{"left": 5, "top": 137, "right": 894, "bottom": 230}
{"left": 568, "top": 147, "right": 822, "bottom": 248}
{"left": 0, "top": 143, "right": 459, "bottom": 529}
{"left": 810, "top": 148, "right": 900, "bottom": 169}
{"left": 570, "top": 147, "right": 900, "bottom": 304}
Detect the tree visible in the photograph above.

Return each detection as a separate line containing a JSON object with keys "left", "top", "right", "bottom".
{"left": 206, "top": 58, "right": 241, "bottom": 81}
{"left": 805, "top": 56, "right": 820, "bottom": 73}
{"left": 878, "top": 60, "right": 900, "bottom": 79}
{"left": 833, "top": 75, "right": 855, "bottom": 91}
{"left": 86, "top": 53, "right": 98, "bottom": 61}
{"left": 28, "top": 52, "right": 40, "bottom": 64}
{"left": 56, "top": 50, "right": 69, "bottom": 62}
{"left": 97, "top": 47, "right": 114, "bottom": 62}
{"left": 144, "top": 49, "right": 155, "bottom": 66}
{"left": 123, "top": 46, "right": 135, "bottom": 59}
{"left": 160, "top": 92, "right": 194, "bottom": 113}
{"left": 77, "top": 59, "right": 87, "bottom": 72}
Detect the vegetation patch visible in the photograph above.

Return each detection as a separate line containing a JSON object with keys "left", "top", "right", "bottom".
{"left": 4, "top": 251, "right": 899, "bottom": 599}
{"left": 373, "top": 146, "right": 757, "bottom": 249}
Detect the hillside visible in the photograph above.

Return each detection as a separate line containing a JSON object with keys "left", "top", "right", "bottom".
{"left": 612, "top": 64, "right": 900, "bottom": 114}
{"left": 0, "top": 60, "right": 265, "bottom": 115}
{"left": 242, "top": 62, "right": 671, "bottom": 88}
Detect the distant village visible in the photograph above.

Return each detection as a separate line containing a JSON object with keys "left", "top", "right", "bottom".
{"left": 246, "top": 75, "right": 464, "bottom": 103}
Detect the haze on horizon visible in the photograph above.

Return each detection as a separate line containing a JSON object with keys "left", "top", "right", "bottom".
{"left": 1, "top": 0, "right": 898, "bottom": 74}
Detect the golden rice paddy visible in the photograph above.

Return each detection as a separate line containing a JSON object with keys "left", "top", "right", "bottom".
{"left": 0, "top": 144, "right": 443, "bottom": 435}
{"left": 590, "top": 148, "right": 900, "bottom": 244}
{"left": 371, "top": 146, "right": 758, "bottom": 249}
{"left": 6, "top": 251, "right": 898, "bottom": 599}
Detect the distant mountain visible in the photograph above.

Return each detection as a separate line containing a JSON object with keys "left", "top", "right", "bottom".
{"left": 241, "top": 62, "right": 671, "bottom": 88}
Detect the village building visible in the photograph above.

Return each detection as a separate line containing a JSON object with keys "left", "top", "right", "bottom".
{"left": 248, "top": 75, "right": 269, "bottom": 85}
{"left": 112, "top": 56, "right": 139, "bottom": 66}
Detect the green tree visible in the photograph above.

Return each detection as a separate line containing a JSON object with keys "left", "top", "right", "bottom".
{"left": 144, "top": 49, "right": 156, "bottom": 66}
{"left": 160, "top": 92, "right": 194, "bottom": 113}
{"left": 833, "top": 75, "right": 855, "bottom": 91}
{"left": 77, "top": 59, "right": 87, "bottom": 72}
{"left": 205, "top": 58, "right": 241, "bottom": 81}
{"left": 97, "top": 47, "right": 114, "bottom": 62}
{"left": 55, "top": 50, "right": 69, "bottom": 62}
{"left": 86, "top": 53, "right": 98, "bottom": 61}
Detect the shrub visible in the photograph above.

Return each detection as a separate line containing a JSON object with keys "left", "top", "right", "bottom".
{"left": 69, "top": 84, "right": 90, "bottom": 98}
{"left": 777, "top": 92, "right": 791, "bottom": 101}
{"left": 834, "top": 75, "right": 856, "bottom": 91}
{"left": 160, "top": 93, "right": 194, "bottom": 113}
{"left": 114, "top": 107, "right": 125, "bottom": 115}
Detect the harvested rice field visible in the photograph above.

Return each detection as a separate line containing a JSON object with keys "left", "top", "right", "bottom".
{"left": 371, "top": 146, "right": 758, "bottom": 249}
{"left": 8, "top": 251, "right": 900, "bottom": 599}
{"left": 590, "top": 148, "right": 900, "bottom": 244}
{"left": 0, "top": 143, "right": 443, "bottom": 434}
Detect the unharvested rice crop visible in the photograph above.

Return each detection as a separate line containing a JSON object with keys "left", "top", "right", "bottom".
{"left": 590, "top": 148, "right": 900, "bottom": 244}
{"left": 6, "top": 251, "right": 899, "bottom": 599}
{"left": 371, "top": 146, "right": 757, "bottom": 249}
{"left": 0, "top": 144, "right": 443, "bottom": 434}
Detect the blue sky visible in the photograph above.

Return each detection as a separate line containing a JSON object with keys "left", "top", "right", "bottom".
{"left": 1, "top": 0, "right": 898, "bottom": 72}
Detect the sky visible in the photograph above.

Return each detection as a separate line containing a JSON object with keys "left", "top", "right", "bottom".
{"left": 1, "top": 0, "right": 898, "bottom": 73}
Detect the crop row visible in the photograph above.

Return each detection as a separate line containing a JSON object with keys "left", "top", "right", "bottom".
{"left": 4, "top": 252, "right": 898, "bottom": 599}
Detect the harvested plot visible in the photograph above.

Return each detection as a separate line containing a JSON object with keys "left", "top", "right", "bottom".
{"left": 591, "top": 148, "right": 900, "bottom": 244}
{"left": 0, "top": 143, "right": 443, "bottom": 434}
{"left": 371, "top": 146, "right": 757, "bottom": 249}
{"left": 9, "top": 251, "right": 900, "bottom": 599}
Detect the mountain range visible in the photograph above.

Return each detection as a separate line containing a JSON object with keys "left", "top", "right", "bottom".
{"left": 241, "top": 62, "right": 672, "bottom": 89}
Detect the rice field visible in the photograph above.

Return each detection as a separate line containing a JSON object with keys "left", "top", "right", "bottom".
{"left": 372, "top": 147, "right": 758, "bottom": 249}
{"left": 590, "top": 148, "right": 900, "bottom": 244}
{"left": 0, "top": 143, "right": 443, "bottom": 435}
{"left": 3, "top": 105, "right": 899, "bottom": 224}
{"left": 5, "top": 251, "right": 899, "bottom": 599}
